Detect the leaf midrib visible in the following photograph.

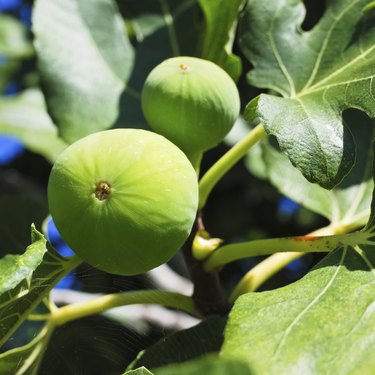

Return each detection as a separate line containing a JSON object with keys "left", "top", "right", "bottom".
{"left": 268, "top": 3, "right": 296, "bottom": 97}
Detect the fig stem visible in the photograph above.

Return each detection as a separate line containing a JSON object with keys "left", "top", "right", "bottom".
{"left": 185, "top": 150, "right": 203, "bottom": 173}
{"left": 198, "top": 123, "right": 266, "bottom": 209}
{"left": 181, "top": 214, "right": 230, "bottom": 316}
{"left": 50, "top": 290, "right": 197, "bottom": 327}
{"left": 227, "top": 220, "right": 366, "bottom": 302}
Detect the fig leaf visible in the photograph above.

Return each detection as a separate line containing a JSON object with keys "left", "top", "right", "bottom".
{"left": 240, "top": 0, "right": 375, "bottom": 189}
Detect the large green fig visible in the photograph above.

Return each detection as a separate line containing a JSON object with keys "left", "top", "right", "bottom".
{"left": 47, "top": 129, "right": 198, "bottom": 276}
{"left": 141, "top": 56, "right": 240, "bottom": 156}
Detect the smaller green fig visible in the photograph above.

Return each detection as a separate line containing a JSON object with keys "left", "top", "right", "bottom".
{"left": 47, "top": 129, "right": 198, "bottom": 276}
{"left": 141, "top": 56, "right": 240, "bottom": 156}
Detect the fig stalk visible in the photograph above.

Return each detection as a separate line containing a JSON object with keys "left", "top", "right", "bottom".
{"left": 181, "top": 213, "right": 230, "bottom": 316}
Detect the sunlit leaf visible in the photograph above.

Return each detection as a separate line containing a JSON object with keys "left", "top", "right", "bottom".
{"left": 246, "top": 110, "right": 374, "bottom": 227}
{"left": 222, "top": 241, "right": 375, "bottom": 374}
{"left": 240, "top": 0, "right": 375, "bottom": 188}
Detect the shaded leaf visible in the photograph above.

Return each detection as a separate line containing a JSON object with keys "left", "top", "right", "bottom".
{"left": 0, "top": 90, "right": 67, "bottom": 162}
{"left": 0, "top": 194, "right": 47, "bottom": 255}
{"left": 198, "top": 0, "right": 243, "bottom": 80}
{"left": 222, "top": 242, "right": 375, "bottom": 374}
{"left": 0, "top": 324, "right": 51, "bottom": 375}
{"left": 130, "top": 316, "right": 226, "bottom": 370}
{"left": 247, "top": 110, "right": 374, "bottom": 227}
{"left": 115, "top": 0, "right": 201, "bottom": 129}
{"left": 33, "top": 0, "right": 134, "bottom": 143}
{"left": 0, "top": 60, "right": 19, "bottom": 92}
{"left": 0, "top": 226, "right": 79, "bottom": 347}
{"left": 240, "top": 0, "right": 375, "bottom": 188}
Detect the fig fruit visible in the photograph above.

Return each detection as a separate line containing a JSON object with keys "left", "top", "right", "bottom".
{"left": 47, "top": 129, "right": 198, "bottom": 276}
{"left": 141, "top": 56, "right": 240, "bottom": 156}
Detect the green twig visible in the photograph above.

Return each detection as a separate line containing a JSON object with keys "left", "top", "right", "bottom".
{"left": 198, "top": 123, "right": 266, "bottom": 209}
{"left": 228, "top": 223, "right": 366, "bottom": 302}
{"left": 51, "top": 290, "right": 196, "bottom": 327}
{"left": 203, "top": 232, "right": 351, "bottom": 272}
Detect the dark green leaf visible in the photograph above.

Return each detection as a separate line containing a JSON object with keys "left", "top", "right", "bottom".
{"left": 33, "top": 0, "right": 135, "bottom": 143}
{"left": 0, "top": 60, "right": 19, "bottom": 92}
{"left": 222, "top": 243, "right": 375, "bottom": 374}
{"left": 0, "top": 226, "right": 79, "bottom": 348}
{"left": 240, "top": 0, "right": 375, "bottom": 188}
{"left": 247, "top": 110, "right": 374, "bottom": 227}
{"left": 0, "top": 90, "right": 67, "bottom": 162}
{"left": 115, "top": 0, "right": 200, "bottom": 129}
{"left": 130, "top": 316, "right": 226, "bottom": 370}
{"left": 154, "top": 354, "right": 253, "bottom": 375}
{"left": 0, "top": 324, "right": 51, "bottom": 375}
{"left": 198, "top": 0, "right": 243, "bottom": 80}
{"left": 0, "top": 194, "right": 47, "bottom": 255}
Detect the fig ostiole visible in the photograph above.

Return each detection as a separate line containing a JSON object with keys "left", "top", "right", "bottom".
{"left": 141, "top": 56, "right": 241, "bottom": 162}
{"left": 47, "top": 128, "right": 198, "bottom": 276}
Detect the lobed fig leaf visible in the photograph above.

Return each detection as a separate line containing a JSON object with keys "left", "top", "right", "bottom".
{"left": 47, "top": 129, "right": 198, "bottom": 276}
{"left": 141, "top": 56, "right": 240, "bottom": 157}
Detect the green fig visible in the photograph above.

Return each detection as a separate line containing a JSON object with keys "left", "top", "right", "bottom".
{"left": 141, "top": 56, "right": 240, "bottom": 157}
{"left": 47, "top": 129, "right": 198, "bottom": 276}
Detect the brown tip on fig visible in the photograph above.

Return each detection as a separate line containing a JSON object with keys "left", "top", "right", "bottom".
{"left": 95, "top": 181, "right": 111, "bottom": 200}
{"left": 179, "top": 63, "right": 191, "bottom": 72}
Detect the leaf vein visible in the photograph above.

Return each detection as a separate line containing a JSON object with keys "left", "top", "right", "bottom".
{"left": 304, "top": 45, "right": 375, "bottom": 94}
{"left": 274, "top": 246, "right": 347, "bottom": 355}
{"left": 303, "top": 0, "right": 361, "bottom": 89}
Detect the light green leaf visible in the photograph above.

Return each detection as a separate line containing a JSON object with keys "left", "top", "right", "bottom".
{"left": 0, "top": 227, "right": 46, "bottom": 300}
{"left": 198, "top": 0, "right": 243, "bottom": 80}
{"left": 32, "top": 0, "right": 135, "bottom": 144}
{"left": 0, "top": 89, "right": 67, "bottom": 162}
{"left": 248, "top": 110, "right": 374, "bottom": 227}
{"left": 0, "top": 15, "right": 33, "bottom": 58}
{"left": 0, "top": 226, "right": 79, "bottom": 348}
{"left": 154, "top": 355, "right": 253, "bottom": 375}
{"left": 129, "top": 316, "right": 226, "bottom": 370}
{"left": 222, "top": 242, "right": 375, "bottom": 374}
{"left": 240, "top": 0, "right": 375, "bottom": 189}
{"left": 0, "top": 324, "right": 52, "bottom": 375}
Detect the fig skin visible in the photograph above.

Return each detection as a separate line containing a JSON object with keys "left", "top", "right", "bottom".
{"left": 141, "top": 56, "right": 240, "bottom": 155}
{"left": 47, "top": 129, "right": 198, "bottom": 276}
